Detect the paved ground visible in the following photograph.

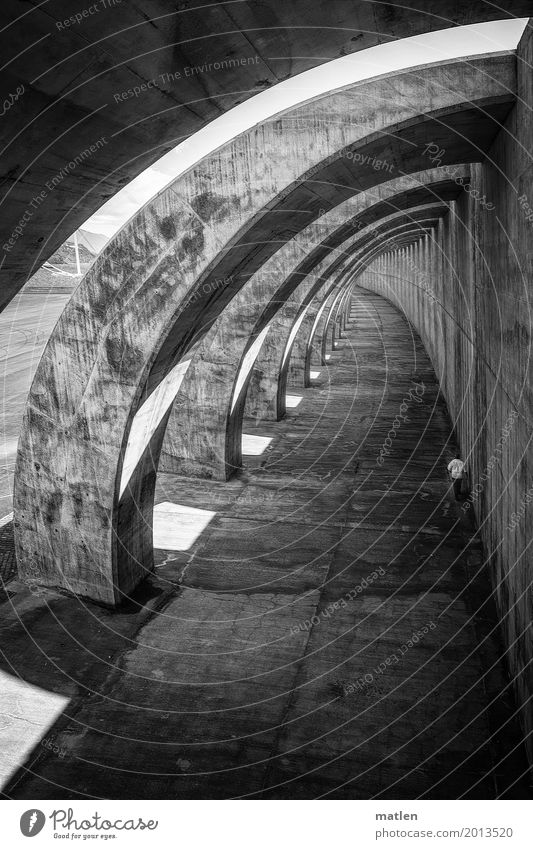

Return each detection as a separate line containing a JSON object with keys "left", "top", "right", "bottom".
{"left": 1, "top": 289, "right": 530, "bottom": 799}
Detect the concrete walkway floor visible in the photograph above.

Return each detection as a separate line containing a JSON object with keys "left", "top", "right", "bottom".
{"left": 1, "top": 289, "right": 530, "bottom": 799}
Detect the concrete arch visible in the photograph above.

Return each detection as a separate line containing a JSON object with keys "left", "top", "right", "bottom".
{"left": 14, "top": 56, "right": 515, "bottom": 604}
{"left": 0, "top": 3, "right": 528, "bottom": 311}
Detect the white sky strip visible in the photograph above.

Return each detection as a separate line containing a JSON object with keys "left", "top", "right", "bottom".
{"left": 120, "top": 359, "right": 192, "bottom": 497}
{"left": 230, "top": 325, "right": 271, "bottom": 413}
{"left": 85, "top": 21, "right": 527, "bottom": 239}
{"left": 281, "top": 305, "right": 311, "bottom": 368}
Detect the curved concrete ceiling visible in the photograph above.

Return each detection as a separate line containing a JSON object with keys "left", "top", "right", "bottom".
{"left": 0, "top": 2, "right": 528, "bottom": 308}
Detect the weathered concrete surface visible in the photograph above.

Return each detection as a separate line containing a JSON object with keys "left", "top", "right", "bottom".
{"left": 17, "top": 51, "right": 506, "bottom": 603}
{"left": 3, "top": 289, "right": 529, "bottom": 799}
{"left": 0, "top": 294, "right": 72, "bottom": 593}
{"left": 1, "top": 3, "right": 528, "bottom": 312}
{"left": 329, "top": 288, "right": 351, "bottom": 350}
{"left": 357, "top": 12, "right": 533, "bottom": 772}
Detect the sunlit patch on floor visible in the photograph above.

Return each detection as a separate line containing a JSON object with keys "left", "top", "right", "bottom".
{"left": 153, "top": 501, "right": 216, "bottom": 551}
{"left": 241, "top": 433, "right": 273, "bottom": 455}
{"left": 281, "top": 305, "right": 311, "bottom": 367}
{"left": 0, "top": 670, "right": 69, "bottom": 789}
{"left": 286, "top": 394, "right": 303, "bottom": 408}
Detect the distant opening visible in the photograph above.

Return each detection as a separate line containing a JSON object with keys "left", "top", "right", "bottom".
{"left": 120, "top": 359, "right": 192, "bottom": 497}
{"left": 241, "top": 434, "right": 274, "bottom": 455}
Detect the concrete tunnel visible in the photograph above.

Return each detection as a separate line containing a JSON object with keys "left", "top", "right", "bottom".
{"left": 0, "top": 1, "right": 531, "bottom": 801}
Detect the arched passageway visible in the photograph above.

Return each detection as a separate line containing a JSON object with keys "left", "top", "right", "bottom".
{"left": 3, "top": 288, "right": 529, "bottom": 799}
{"left": 14, "top": 54, "right": 514, "bottom": 604}
{"left": 0, "top": 1, "right": 530, "bottom": 311}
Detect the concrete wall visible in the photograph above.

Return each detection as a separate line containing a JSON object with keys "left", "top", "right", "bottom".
{"left": 358, "top": 28, "right": 533, "bottom": 765}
